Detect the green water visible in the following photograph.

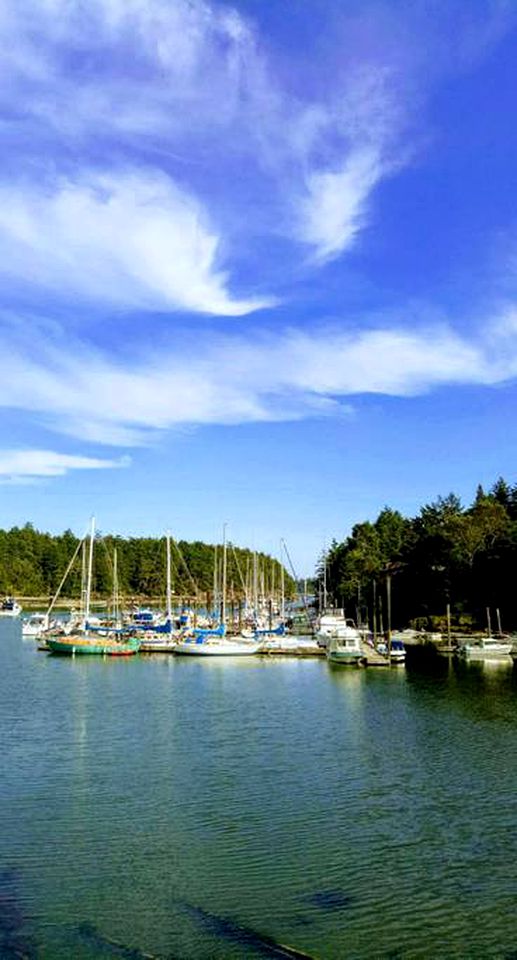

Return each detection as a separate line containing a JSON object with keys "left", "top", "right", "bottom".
{"left": 2, "top": 621, "right": 517, "bottom": 959}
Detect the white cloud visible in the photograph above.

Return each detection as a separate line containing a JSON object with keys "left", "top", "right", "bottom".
{"left": 0, "top": 316, "right": 515, "bottom": 448}
{"left": 0, "top": 448, "right": 129, "bottom": 483}
{"left": 0, "top": 170, "right": 272, "bottom": 315}
{"left": 0, "top": 0, "right": 411, "bottom": 272}
{"left": 299, "top": 148, "right": 386, "bottom": 262}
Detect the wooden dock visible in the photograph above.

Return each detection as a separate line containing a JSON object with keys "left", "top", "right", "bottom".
{"left": 360, "top": 640, "right": 390, "bottom": 667}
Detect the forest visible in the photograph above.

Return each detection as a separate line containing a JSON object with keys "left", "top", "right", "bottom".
{"left": 0, "top": 524, "right": 294, "bottom": 604}
{"left": 317, "top": 478, "right": 517, "bottom": 634}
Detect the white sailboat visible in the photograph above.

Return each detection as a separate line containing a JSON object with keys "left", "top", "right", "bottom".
{"left": 175, "top": 525, "right": 261, "bottom": 656}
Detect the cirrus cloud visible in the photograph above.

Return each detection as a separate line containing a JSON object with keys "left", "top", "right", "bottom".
{"left": 0, "top": 448, "right": 130, "bottom": 484}
{"left": 0, "top": 312, "right": 515, "bottom": 449}
{"left": 0, "top": 169, "right": 274, "bottom": 315}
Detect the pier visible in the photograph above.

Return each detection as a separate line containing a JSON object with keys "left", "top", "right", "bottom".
{"left": 360, "top": 640, "right": 390, "bottom": 667}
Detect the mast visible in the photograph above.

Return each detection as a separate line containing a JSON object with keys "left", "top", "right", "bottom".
{"left": 253, "top": 552, "right": 258, "bottom": 622}
{"left": 166, "top": 532, "right": 172, "bottom": 623}
{"left": 85, "top": 516, "right": 95, "bottom": 628}
{"left": 80, "top": 538, "right": 87, "bottom": 622}
{"left": 113, "top": 547, "right": 119, "bottom": 626}
{"left": 222, "top": 523, "right": 228, "bottom": 629}
{"left": 213, "top": 545, "right": 218, "bottom": 619}
{"left": 280, "top": 542, "right": 285, "bottom": 622}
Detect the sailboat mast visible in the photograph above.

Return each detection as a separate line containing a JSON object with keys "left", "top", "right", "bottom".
{"left": 222, "top": 524, "right": 227, "bottom": 628}
{"left": 113, "top": 547, "right": 119, "bottom": 625}
{"left": 280, "top": 551, "right": 285, "bottom": 622}
{"left": 213, "top": 545, "right": 218, "bottom": 619}
{"left": 166, "top": 532, "right": 172, "bottom": 622}
{"left": 80, "top": 538, "right": 87, "bottom": 622}
{"left": 253, "top": 552, "right": 258, "bottom": 620}
{"left": 85, "top": 516, "right": 95, "bottom": 627}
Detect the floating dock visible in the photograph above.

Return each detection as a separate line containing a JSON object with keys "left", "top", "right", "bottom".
{"left": 360, "top": 640, "right": 390, "bottom": 667}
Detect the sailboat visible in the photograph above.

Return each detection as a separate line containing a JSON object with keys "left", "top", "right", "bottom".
{"left": 46, "top": 519, "right": 140, "bottom": 657}
{"left": 174, "top": 525, "right": 262, "bottom": 656}
{"left": 140, "top": 533, "right": 180, "bottom": 653}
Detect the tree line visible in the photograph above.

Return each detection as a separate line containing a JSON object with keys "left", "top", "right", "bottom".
{"left": 317, "top": 478, "right": 517, "bottom": 634}
{"left": 0, "top": 524, "right": 294, "bottom": 603}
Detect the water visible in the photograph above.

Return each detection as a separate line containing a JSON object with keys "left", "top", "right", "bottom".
{"left": 2, "top": 622, "right": 517, "bottom": 958}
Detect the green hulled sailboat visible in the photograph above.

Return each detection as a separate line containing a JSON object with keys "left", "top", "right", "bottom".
{"left": 46, "top": 518, "right": 140, "bottom": 658}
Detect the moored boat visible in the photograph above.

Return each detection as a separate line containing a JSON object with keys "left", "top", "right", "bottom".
{"left": 22, "top": 613, "right": 49, "bottom": 638}
{"left": 45, "top": 634, "right": 140, "bottom": 656}
{"left": 317, "top": 611, "right": 362, "bottom": 649}
{"left": 174, "top": 636, "right": 262, "bottom": 656}
{"left": 389, "top": 639, "right": 406, "bottom": 664}
{"left": 458, "top": 636, "right": 512, "bottom": 660}
{"left": 326, "top": 633, "right": 366, "bottom": 666}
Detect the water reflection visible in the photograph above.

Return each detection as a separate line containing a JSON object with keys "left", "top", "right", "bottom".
{"left": 3, "top": 626, "right": 517, "bottom": 958}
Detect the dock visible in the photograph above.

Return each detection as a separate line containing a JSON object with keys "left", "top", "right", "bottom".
{"left": 360, "top": 640, "right": 390, "bottom": 667}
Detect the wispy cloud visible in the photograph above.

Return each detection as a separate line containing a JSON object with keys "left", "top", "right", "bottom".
{"left": 0, "top": 0, "right": 515, "bottom": 476}
{"left": 0, "top": 169, "right": 273, "bottom": 315}
{"left": 299, "top": 148, "right": 387, "bottom": 262}
{"left": 0, "top": 313, "right": 515, "bottom": 448}
{"left": 0, "top": 448, "right": 130, "bottom": 484}
{"left": 0, "top": 0, "right": 418, "bottom": 281}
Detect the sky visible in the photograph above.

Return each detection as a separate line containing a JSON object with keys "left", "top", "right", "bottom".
{"left": 1, "top": 0, "right": 517, "bottom": 573}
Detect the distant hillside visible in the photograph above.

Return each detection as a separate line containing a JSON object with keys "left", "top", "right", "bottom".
{"left": 0, "top": 525, "right": 295, "bottom": 602}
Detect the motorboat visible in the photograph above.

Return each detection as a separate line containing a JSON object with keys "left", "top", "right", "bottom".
{"left": 458, "top": 636, "right": 512, "bottom": 660}
{"left": 389, "top": 639, "right": 406, "bottom": 664}
{"left": 326, "top": 633, "right": 366, "bottom": 666}
{"left": 0, "top": 597, "right": 22, "bottom": 617}
{"left": 317, "top": 611, "right": 362, "bottom": 649}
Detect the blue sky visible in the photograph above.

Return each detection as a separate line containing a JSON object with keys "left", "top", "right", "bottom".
{"left": 1, "top": 0, "right": 517, "bottom": 573}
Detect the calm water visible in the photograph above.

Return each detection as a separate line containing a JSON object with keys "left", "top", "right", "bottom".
{"left": 2, "top": 622, "right": 517, "bottom": 959}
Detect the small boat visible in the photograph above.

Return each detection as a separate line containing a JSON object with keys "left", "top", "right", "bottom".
{"left": 458, "top": 636, "right": 512, "bottom": 660}
{"left": 326, "top": 632, "right": 366, "bottom": 666}
{"left": 0, "top": 597, "right": 22, "bottom": 617}
{"left": 389, "top": 639, "right": 406, "bottom": 664}
{"left": 22, "top": 613, "right": 49, "bottom": 638}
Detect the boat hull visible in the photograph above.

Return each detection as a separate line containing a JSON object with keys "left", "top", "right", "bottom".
{"left": 327, "top": 651, "right": 366, "bottom": 666}
{"left": 46, "top": 636, "right": 140, "bottom": 656}
{"left": 174, "top": 640, "right": 261, "bottom": 656}
{"left": 140, "top": 640, "right": 178, "bottom": 653}
{"left": 460, "top": 642, "right": 512, "bottom": 659}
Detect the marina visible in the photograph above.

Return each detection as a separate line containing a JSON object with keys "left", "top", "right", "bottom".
{"left": 2, "top": 2, "right": 517, "bottom": 956}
